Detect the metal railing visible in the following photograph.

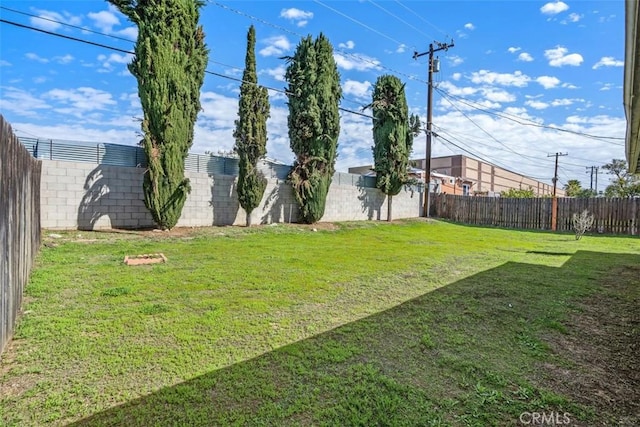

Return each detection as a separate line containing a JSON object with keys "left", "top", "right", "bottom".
{"left": 19, "top": 137, "right": 376, "bottom": 187}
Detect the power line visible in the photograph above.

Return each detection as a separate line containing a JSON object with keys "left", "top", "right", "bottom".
{"left": 393, "top": 0, "right": 448, "bottom": 37}
{"left": 434, "top": 86, "right": 625, "bottom": 144}
{"left": 208, "top": 1, "right": 425, "bottom": 84}
{"left": 0, "top": 19, "right": 135, "bottom": 54}
{"left": 366, "top": 0, "right": 432, "bottom": 40}
{"left": 436, "top": 87, "right": 551, "bottom": 163}
{"left": 0, "top": 18, "right": 376, "bottom": 122}
{"left": 433, "top": 131, "right": 550, "bottom": 181}
{"left": 434, "top": 128, "right": 550, "bottom": 179}
{"left": 313, "top": 0, "right": 407, "bottom": 47}
{"left": 0, "top": 5, "right": 135, "bottom": 43}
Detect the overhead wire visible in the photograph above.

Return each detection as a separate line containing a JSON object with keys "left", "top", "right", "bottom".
{"left": 393, "top": 0, "right": 449, "bottom": 37}
{"left": 0, "top": 5, "right": 135, "bottom": 43}
{"left": 0, "top": 18, "right": 377, "bottom": 122}
{"left": 313, "top": 0, "right": 407, "bottom": 47}
{"left": 436, "top": 87, "right": 555, "bottom": 163}
{"left": 366, "top": 0, "right": 433, "bottom": 40}
{"left": 434, "top": 86, "right": 625, "bottom": 144}
{"left": 208, "top": 1, "right": 426, "bottom": 84}
{"left": 2, "top": 6, "right": 617, "bottom": 181}
{"left": 433, "top": 127, "right": 551, "bottom": 179}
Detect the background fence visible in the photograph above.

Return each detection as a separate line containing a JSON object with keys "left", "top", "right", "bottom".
{"left": 433, "top": 194, "right": 640, "bottom": 235}
{"left": 19, "top": 137, "right": 377, "bottom": 187}
{"left": 1, "top": 117, "right": 42, "bottom": 357}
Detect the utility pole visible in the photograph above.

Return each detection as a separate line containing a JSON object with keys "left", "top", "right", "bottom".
{"left": 414, "top": 40, "right": 454, "bottom": 217}
{"left": 586, "top": 165, "right": 600, "bottom": 192}
{"left": 586, "top": 166, "right": 595, "bottom": 190}
{"left": 548, "top": 152, "right": 568, "bottom": 230}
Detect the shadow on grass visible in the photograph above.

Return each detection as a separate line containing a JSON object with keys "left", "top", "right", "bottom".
{"left": 70, "top": 250, "right": 639, "bottom": 426}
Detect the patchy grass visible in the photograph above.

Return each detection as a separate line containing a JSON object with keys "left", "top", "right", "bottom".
{"left": 1, "top": 220, "right": 638, "bottom": 426}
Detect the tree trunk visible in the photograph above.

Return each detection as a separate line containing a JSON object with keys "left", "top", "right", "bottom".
{"left": 387, "top": 195, "right": 393, "bottom": 222}
{"left": 246, "top": 211, "right": 252, "bottom": 227}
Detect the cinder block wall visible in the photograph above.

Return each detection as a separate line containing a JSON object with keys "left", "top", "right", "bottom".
{"left": 40, "top": 160, "right": 422, "bottom": 229}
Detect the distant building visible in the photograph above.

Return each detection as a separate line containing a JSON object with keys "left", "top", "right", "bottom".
{"left": 348, "top": 154, "right": 563, "bottom": 197}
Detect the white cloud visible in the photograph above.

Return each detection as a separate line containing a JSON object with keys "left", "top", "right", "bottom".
{"left": 540, "top": 1, "right": 569, "bottom": 15}
{"left": 451, "top": 72, "right": 462, "bottom": 81}
{"left": 592, "top": 56, "right": 624, "bottom": 69}
{"left": 25, "top": 53, "right": 49, "bottom": 63}
{"left": 470, "top": 70, "right": 531, "bottom": 87}
{"left": 482, "top": 89, "right": 515, "bottom": 103}
{"left": 198, "top": 91, "right": 238, "bottom": 129}
{"left": 280, "top": 8, "right": 312, "bottom": 20}
{"left": 0, "top": 60, "right": 11, "bottom": 67}
{"left": 525, "top": 100, "right": 550, "bottom": 110}
{"left": 280, "top": 8, "right": 313, "bottom": 27}
{"left": 88, "top": 9, "right": 120, "bottom": 33}
{"left": 544, "top": 46, "right": 584, "bottom": 67}
{"left": 438, "top": 81, "right": 478, "bottom": 97}
{"left": 536, "top": 75, "right": 561, "bottom": 89}
{"left": 507, "top": 47, "right": 521, "bottom": 53}
{"left": 44, "top": 87, "right": 117, "bottom": 115}
{"left": 333, "top": 53, "right": 381, "bottom": 71}
{"left": 97, "top": 53, "right": 133, "bottom": 72}
{"left": 518, "top": 52, "right": 534, "bottom": 62}
{"left": 338, "top": 40, "right": 355, "bottom": 50}
{"left": 118, "top": 27, "right": 138, "bottom": 40}
{"left": 561, "top": 82, "right": 578, "bottom": 89}
{"left": 396, "top": 44, "right": 407, "bottom": 53}
{"left": 0, "top": 87, "right": 51, "bottom": 118}
{"left": 464, "top": 23, "right": 475, "bottom": 30}
{"left": 343, "top": 80, "right": 372, "bottom": 100}
{"left": 448, "top": 55, "right": 464, "bottom": 66}
{"left": 262, "top": 65, "right": 287, "bottom": 82}
{"left": 259, "top": 36, "right": 291, "bottom": 57}
{"left": 550, "top": 98, "right": 582, "bottom": 107}
{"left": 29, "top": 9, "right": 82, "bottom": 31}
{"left": 564, "top": 13, "right": 583, "bottom": 23}
{"left": 54, "top": 54, "right": 74, "bottom": 64}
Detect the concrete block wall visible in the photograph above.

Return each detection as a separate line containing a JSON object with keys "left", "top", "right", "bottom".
{"left": 40, "top": 160, "right": 422, "bottom": 229}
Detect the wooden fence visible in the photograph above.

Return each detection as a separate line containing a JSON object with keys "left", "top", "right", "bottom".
{"left": 432, "top": 194, "right": 640, "bottom": 235}
{"left": 0, "top": 116, "right": 42, "bottom": 357}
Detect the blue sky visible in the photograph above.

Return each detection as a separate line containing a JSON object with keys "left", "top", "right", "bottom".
{"left": 0, "top": 0, "right": 626, "bottom": 190}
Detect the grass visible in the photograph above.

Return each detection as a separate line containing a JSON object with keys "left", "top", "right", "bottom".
{"left": 1, "top": 220, "right": 638, "bottom": 426}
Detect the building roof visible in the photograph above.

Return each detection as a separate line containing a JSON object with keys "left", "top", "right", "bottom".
{"left": 625, "top": 0, "right": 640, "bottom": 174}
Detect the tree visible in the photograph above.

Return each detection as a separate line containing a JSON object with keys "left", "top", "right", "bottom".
{"left": 285, "top": 34, "right": 342, "bottom": 224}
{"left": 367, "top": 75, "right": 420, "bottom": 221}
{"left": 602, "top": 159, "right": 640, "bottom": 197}
{"left": 563, "top": 179, "right": 597, "bottom": 198}
{"left": 108, "top": 0, "right": 208, "bottom": 230}
{"left": 501, "top": 187, "right": 535, "bottom": 198}
{"left": 233, "top": 26, "right": 270, "bottom": 227}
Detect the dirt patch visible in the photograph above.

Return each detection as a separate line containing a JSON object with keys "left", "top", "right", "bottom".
{"left": 541, "top": 265, "right": 639, "bottom": 425}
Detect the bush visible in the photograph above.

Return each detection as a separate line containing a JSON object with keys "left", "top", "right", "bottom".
{"left": 572, "top": 210, "right": 594, "bottom": 240}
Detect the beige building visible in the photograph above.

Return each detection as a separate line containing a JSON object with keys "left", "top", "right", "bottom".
{"left": 349, "top": 155, "right": 563, "bottom": 197}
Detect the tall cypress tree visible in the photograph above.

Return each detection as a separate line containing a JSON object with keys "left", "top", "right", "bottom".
{"left": 234, "top": 25, "right": 270, "bottom": 226}
{"left": 368, "top": 75, "right": 420, "bottom": 221}
{"left": 285, "top": 34, "right": 342, "bottom": 224}
{"left": 108, "top": 0, "right": 208, "bottom": 229}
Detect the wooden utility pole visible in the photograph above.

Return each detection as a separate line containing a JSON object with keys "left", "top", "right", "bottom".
{"left": 413, "top": 40, "right": 454, "bottom": 217}
{"left": 549, "top": 152, "right": 568, "bottom": 230}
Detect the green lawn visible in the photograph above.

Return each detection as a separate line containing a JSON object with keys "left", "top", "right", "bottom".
{"left": 1, "top": 220, "right": 638, "bottom": 426}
